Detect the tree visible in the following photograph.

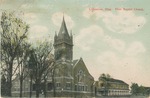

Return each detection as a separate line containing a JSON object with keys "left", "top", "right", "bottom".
{"left": 1, "top": 11, "right": 29, "bottom": 96}
{"left": 131, "top": 84, "right": 150, "bottom": 96}
{"left": 16, "top": 42, "right": 31, "bottom": 97}
{"left": 99, "top": 73, "right": 111, "bottom": 80}
{"left": 28, "top": 41, "right": 54, "bottom": 97}
{"left": 28, "top": 49, "right": 37, "bottom": 98}
{"left": 130, "top": 83, "right": 139, "bottom": 95}
{"left": 139, "top": 86, "right": 146, "bottom": 95}
{"left": 98, "top": 73, "right": 112, "bottom": 96}
{"left": 1, "top": 71, "right": 9, "bottom": 96}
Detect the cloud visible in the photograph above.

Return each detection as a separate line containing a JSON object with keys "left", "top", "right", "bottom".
{"left": 102, "top": 11, "right": 146, "bottom": 34}
{"left": 75, "top": 25, "right": 125, "bottom": 52}
{"left": 96, "top": 51, "right": 118, "bottom": 66}
{"left": 126, "top": 41, "right": 146, "bottom": 56}
{"left": 51, "top": 12, "right": 74, "bottom": 29}
{"left": 83, "top": 8, "right": 146, "bottom": 34}
{"left": 102, "top": 37, "right": 146, "bottom": 56}
{"left": 75, "top": 25, "right": 104, "bottom": 51}
{"left": 103, "top": 35, "right": 125, "bottom": 52}
{"left": 21, "top": 3, "right": 53, "bottom": 11}
{"left": 29, "top": 25, "right": 50, "bottom": 42}
{"left": 75, "top": 25, "right": 145, "bottom": 55}
{"left": 22, "top": 12, "right": 38, "bottom": 24}
{"left": 21, "top": 4, "right": 32, "bottom": 9}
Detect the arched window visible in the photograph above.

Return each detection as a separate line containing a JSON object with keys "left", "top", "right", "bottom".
{"left": 77, "top": 70, "right": 84, "bottom": 82}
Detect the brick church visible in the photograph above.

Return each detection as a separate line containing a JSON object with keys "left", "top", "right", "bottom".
{"left": 52, "top": 16, "right": 94, "bottom": 97}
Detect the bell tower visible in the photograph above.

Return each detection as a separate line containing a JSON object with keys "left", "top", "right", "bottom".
{"left": 54, "top": 16, "right": 73, "bottom": 62}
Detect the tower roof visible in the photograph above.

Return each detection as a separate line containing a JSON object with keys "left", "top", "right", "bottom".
{"left": 58, "top": 16, "right": 70, "bottom": 38}
{"left": 54, "top": 15, "right": 73, "bottom": 46}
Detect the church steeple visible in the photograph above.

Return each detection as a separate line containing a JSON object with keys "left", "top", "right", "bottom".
{"left": 54, "top": 16, "right": 73, "bottom": 45}
{"left": 57, "top": 16, "right": 70, "bottom": 39}
{"left": 54, "top": 16, "right": 73, "bottom": 62}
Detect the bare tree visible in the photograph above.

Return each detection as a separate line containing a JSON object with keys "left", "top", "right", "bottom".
{"left": 1, "top": 11, "right": 29, "bottom": 96}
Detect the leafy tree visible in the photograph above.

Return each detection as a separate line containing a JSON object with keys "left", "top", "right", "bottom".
{"left": 99, "top": 73, "right": 111, "bottom": 80}
{"left": 1, "top": 11, "right": 29, "bottom": 96}
{"left": 1, "top": 71, "right": 9, "bottom": 96}
{"left": 16, "top": 42, "right": 31, "bottom": 97}
{"left": 130, "top": 83, "right": 150, "bottom": 96}
{"left": 98, "top": 73, "right": 112, "bottom": 96}
{"left": 130, "top": 83, "right": 139, "bottom": 95}
{"left": 28, "top": 41, "right": 54, "bottom": 97}
{"left": 146, "top": 88, "right": 150, "bottom": 96}
{"left": 27, "top": 49, "right": 37, "bottom": 98}
{"left": 139, "top": 86, "right": 145, "bottom": 95}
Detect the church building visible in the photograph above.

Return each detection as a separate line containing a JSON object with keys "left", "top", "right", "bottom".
{"left": 52, "top": 16, "right": 94, "bottom": 97}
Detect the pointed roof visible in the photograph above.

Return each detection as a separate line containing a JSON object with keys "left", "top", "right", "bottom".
{"left": 58, "top": 16, "right": 70, "bottom": 38}
{"left": 72, "top": 59, "right": 80, "bottom": 66}
{"left": 72, "top": 58, "right": 94, "bottom": 80}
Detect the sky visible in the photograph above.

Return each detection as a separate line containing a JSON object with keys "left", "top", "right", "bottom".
{"left": 0, "top": 0, "right": 150, "bottom": 86}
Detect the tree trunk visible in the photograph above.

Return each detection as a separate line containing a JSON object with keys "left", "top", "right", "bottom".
{"left": 36, "top": 80, "right": 40, "bottom": 98}
{"left": 7, "top": 61, "right": 13, "bottom": 96}
{"left": 20, "top": 75, "right": 23, "bottom": 97}
{"left": 52, "top": 70, "right": 56, "bottom": 97}
{"left": 30, "top": 75, "right": 32, "bottom": 98}
{"left": 7, "top": 81, "right": 12, "bottom": 96}
{"left": 36, "top": 87, "right": 40, "bottom": 97}
{"left": 44, "top": 78, "right": 46, "bottom": 97}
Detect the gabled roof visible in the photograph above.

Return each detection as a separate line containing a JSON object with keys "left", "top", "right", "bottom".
{"left": 109, "top": 78, "right": 126, "bottom": 84}
{"left": 72, "top": 58, "right": 94, "bottom": 80}
{"left": 72, "top": 59, "right": 79, "bottom": 67}
{"left": 100, "top": 77, "right": 128, "bottom": 85}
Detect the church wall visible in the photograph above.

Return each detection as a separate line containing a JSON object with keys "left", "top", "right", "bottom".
{"left": 53, "top": 62, "right": 74, "bottom": 92}
{"left": 73, "top": 59, "right": 94, "bottom": 96}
